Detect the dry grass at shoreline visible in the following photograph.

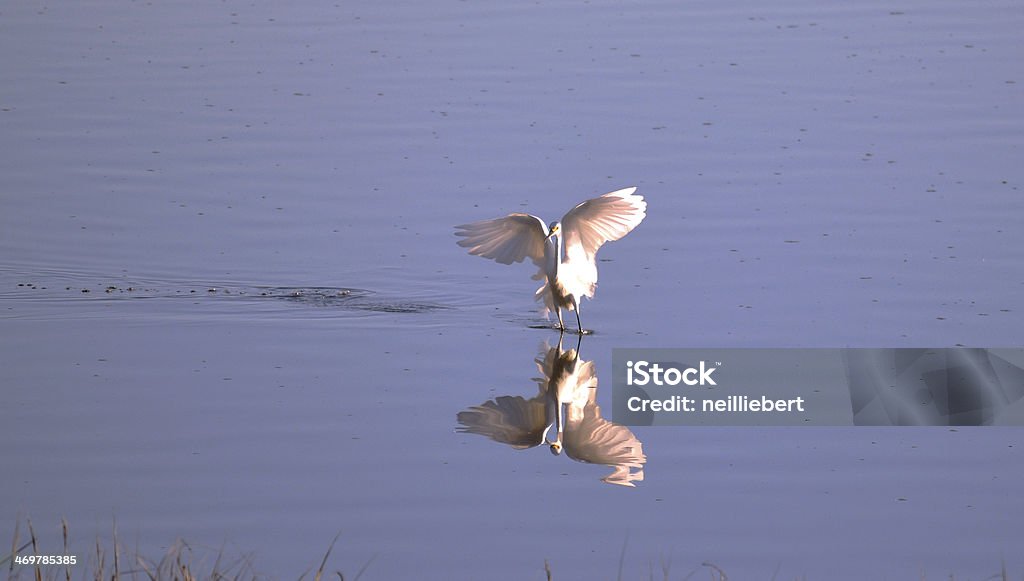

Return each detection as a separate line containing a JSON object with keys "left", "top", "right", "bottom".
{"left": 3, "top": 518, "right": 372, "bottom": 581}
{"left": 4, "top": 517, "right": 1017, "bottom": 580}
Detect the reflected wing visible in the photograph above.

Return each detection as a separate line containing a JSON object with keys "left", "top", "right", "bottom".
{"left": 562, "top": 403, "right": 646, "bottom": 483}
{"left": 456, "top": 395, "right": 549, "bottom": 449}
{"left": 601, "top": 464, "right": 645, "bottom": 487}
{"left": 560, "top": 187, "right": 646, "bottom": 261}
{"left": 455, "top": 213, "right": 549, "bottom": 266}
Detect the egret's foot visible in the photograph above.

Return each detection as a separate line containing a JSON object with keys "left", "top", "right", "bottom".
{"left": 573, "top": 328, "right": 593, "bottom": 336}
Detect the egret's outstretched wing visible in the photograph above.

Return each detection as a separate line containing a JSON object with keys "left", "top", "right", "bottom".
{"left": 560, "top": 187, "right": 646, "bottom": 260}
{"left": 563, "top": 411, "right": 645, "bottom": 466}
{"left": 456, "top": 395, "right": 549, "bottom": 449}
{"left": 455, "top": 213, "right": 549, "bottom": 266}
{"left": 563, "top": 401, "right": 646, "bottom": 487}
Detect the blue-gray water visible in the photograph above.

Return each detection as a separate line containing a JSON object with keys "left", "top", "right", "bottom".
{"left": 2, "top": 0, "right": 1022, "bottom": 578}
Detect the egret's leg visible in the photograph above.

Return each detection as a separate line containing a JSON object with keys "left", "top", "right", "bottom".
{"left": 556, "top": 308, "right": 565, "bottom": 330}
{"left": 570, "top": 297, "right": 583, "bottom": 334}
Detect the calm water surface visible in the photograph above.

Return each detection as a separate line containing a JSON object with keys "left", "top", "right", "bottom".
{"left": 2, "top": 0, "right": 1023, "bottom": 579}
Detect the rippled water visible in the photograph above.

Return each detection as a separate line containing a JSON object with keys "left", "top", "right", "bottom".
{"left": 2, "top": 0, "right": 1023, "bottom": 578}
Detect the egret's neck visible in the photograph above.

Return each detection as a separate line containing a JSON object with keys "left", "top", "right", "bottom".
{"left": 545, "top": 232, "right": 562, "bottom": 279}
{"left": 544, "top": 400, "right": 565, "bottom": 454}
{"left": 555, "top": 395, "right": 564, "bottom": 436}
{"left": 544, "top": 376, "right": 566, "bottom": 435}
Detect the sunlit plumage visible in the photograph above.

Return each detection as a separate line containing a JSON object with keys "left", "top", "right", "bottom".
{"left": 455, "top": 187, "right": 646, "bottom": 333}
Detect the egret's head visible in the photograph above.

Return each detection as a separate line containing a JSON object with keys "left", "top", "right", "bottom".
{"left": 549, "top": 441, "right": 563, "bottom": 455}
{"left": 547, "top": 221, "right": 561, "bottom": 238}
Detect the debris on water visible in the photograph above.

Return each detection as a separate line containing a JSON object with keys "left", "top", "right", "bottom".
{"left": 37, "top": 282, "right": 443, "bottom": 315}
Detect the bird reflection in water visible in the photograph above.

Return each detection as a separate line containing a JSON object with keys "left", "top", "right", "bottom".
{"left": 457, "top": 334, "right": 646, "bottom": 487}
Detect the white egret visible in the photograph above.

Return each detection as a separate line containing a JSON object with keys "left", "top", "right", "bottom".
{"left": 456, "top": 335, "right": 646, "bottom": 487}
{"left": 455, "top": 187, "right": 646, "bottom": 333}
